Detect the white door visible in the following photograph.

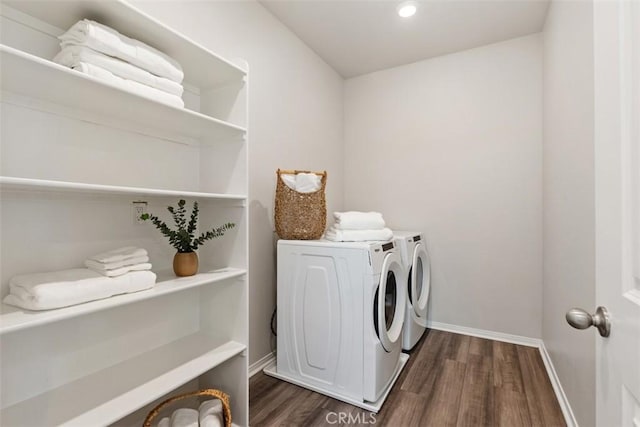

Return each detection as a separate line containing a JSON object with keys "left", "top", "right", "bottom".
{"left": 594, "top": 0, "right": 640, "bottom": 425}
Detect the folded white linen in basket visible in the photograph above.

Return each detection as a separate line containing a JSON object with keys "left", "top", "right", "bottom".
{"left": 53, "top": 46, "right": 184, "bottom": 96}
{"left": 59, "top": 19, "right": 184, "bottom": 83}
{"left": 85, "top": 261, "right": 153, "bottom": 277}
{"left": 72, "top": 62, "right": 184, "bottom": 108}
{"left": 295, "top": 173, "right": 322, "bottom": 193}
{"left": 3, "top": 269, "right": 156, "bottom": 311}
{"left": 333, "top": 211, "right": 386, "bottom": 230}
{"left": 280, "top": 173, "right": 322, "bottom": 193}
{"left": 84, "top": 255, "right": 149, "bottom": 271}
{"left": 87, "top": 246, "right": 148, "bottom": 264}
{"left": 199, "top": 399, "right": 224, "bottom": 427}
{"left": 157, "top": 417, "right": 170, "bottom": 427}
{"left": 325, "top": 226, "right": 393, "bottom": 242}
{"left": 170, "top": 408, "right": 199, "bottom": 427}
{"left": 280, "top": 173, "right": 297, "bottom": 190}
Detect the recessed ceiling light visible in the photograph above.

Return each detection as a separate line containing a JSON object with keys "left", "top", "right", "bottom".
{"left": 397, "top": 1, "right": 417, "bottom": 18}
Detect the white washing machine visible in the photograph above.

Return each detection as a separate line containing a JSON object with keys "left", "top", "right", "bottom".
{"left": 264, "top": 239, "right": 410, "bottom": 412}
{"left": 393, "top": 231, "right": 431, "bottom": 351}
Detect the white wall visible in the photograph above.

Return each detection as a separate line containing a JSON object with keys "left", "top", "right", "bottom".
{"left": 344, "top": 35, "right": 543, "bottom": 338}
{"left": 543, "top": 1, "right": 595, "bottom": 426}
{"left": 132, "top": 0, "right": 344, "bottom": 365}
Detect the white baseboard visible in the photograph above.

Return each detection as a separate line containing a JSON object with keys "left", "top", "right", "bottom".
{"left": 426, "top": 321, "right": 577, "bottom": 427}
{"left": 249, "top": 351, "right": 275, "bottom": 378}
{"left": 426, "top": 320, "right": 542, "bottom": 347}
{"left": 538, "top": 341, "right": 579, "bottom": 427}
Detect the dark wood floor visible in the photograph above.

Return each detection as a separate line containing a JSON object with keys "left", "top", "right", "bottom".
{"left": 249, "top": 330, "right": 566, "bottom": 426}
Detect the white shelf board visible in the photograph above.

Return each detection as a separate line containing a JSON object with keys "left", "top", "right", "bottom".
{"left": 0, "top": 176, "right": 247, "bottom": 200}
{"left": 0, "top": 267, "right": 246, "bottom": 335}
{"left": 0, "top": 336, "right": 246, "bottom": 426}
{"left": 0, "top": 45, "right": 246, "bottom": 142}
{"left": 2, "top": 0, "right": 246, "bottom": 89}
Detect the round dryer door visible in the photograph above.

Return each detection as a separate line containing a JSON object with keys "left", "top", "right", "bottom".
{"left": 374, "top": 251, "right": 406, "bottom": 352}
{"left": 409, "top": 242, "right": 431, "bottom": 327}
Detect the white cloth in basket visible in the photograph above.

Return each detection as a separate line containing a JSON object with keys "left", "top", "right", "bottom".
{"left": 199, "top": 399, "right": 224, "bottom": 427}
{"left": 280, "top": 173, "right": 322, "bottom": 193}
{"left": 170, "top": 408, "right": 198, "bottom": 427}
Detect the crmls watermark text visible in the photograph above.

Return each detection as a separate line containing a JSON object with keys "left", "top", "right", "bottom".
{"left": 325, "top": 411, "right": 377, "bottom": 424}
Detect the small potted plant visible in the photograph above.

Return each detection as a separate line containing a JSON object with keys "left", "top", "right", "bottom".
{"left": 141, "top": 199, "right": 235, "bottom": 277}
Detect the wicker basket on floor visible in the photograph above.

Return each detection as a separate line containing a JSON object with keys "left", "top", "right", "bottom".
{"left": 142, "top": 389, "right": 231, "bottom": 427}
{"left": 274, "top": 169, "right": 327, "bottom": 240}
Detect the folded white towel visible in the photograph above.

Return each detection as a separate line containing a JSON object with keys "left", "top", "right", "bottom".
{"left": 333, "top": 211, "right": 386, "bottom": 230}
{"left": 53, "top": 46, "right": 184, "bottom": 97}
{"left": 199, "top": 400, "right": 224, "bottom": 427}
{"left": 88, "top": 246, "right": 148, "bottom": 264}
{"left": 84, "top": 255, "right": 150, "bottom": 271}
{"left": 72, "top": 62, "right": 184, "bottom": 108}
{"left": 59, "top": 19, "right": 184, "bottom": 83}
{"left": 157, "top": 417, "right": 170, "bottom": 427}
{"left": 280, "top": 173, "right": 322, "bottom": 193}
{"left": 3, "top": 269, "right": 156, "bottom": 311}
{"left": 86, "top": 262, "right": 153, "bottom": 277}
{"left": 170, "top": 408, "right": 198, "bottom": 427}
{"left": 325, "top": 226, "right": 394, "bottom": 242}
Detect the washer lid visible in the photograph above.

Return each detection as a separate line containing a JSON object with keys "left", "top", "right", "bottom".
{"left": 376, "top": 251, "right": 406, "bottom": 352}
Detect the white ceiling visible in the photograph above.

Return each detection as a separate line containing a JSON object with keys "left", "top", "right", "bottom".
{"left": 260, "top": 0, "right": 550, "bottom": 78}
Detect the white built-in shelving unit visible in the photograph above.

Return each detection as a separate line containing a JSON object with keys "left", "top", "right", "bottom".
{"left": 0, "top": 1, "right": 249, "bottom": 425}
{"left": 0, "top": 267, "right": 247, "bottom": 336}
{"left": 0, "top": 176, "right": 247, "bottom": 200}
{"left": 0, "top": 45, "right": 246, "bottom": 142}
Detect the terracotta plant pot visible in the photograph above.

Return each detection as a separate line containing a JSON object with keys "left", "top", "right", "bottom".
{"left": 173, "top": 251, "right": 198, "bottom": 277}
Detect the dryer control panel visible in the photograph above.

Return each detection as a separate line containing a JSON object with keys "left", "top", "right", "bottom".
{"left": 370, "top": 241, "right": 397, "bottom": 276}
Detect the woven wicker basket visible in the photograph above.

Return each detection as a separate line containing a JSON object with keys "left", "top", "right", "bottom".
{"left": 274, "top": 169, "right": 327, "bottom": 240}
{"left": 142, "top": 389, "right": 231, "bottom": 427}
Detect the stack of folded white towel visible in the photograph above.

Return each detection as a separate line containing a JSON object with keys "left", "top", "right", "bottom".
{"left": 325, "top": 211, "right": 393, "bottom": 242}
{"left": 3, "top": 246, "right": 156, "bottom": 311}
{"left": 53, "top": 19, "right": 185, "bottom": 108}
{"left": 157, "top": 399, "right": 225, "bottom": 427}
{"left": 84, "top": 246, "right": 152, "bottom": 277}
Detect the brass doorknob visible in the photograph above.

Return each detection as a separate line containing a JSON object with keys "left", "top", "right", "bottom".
{"left": 566, "top": 306, "right": 610, "bottom": 337}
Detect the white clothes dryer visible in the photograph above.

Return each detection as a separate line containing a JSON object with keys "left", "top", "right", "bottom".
{"left": 264, "top": 239, "right": 409, "bottom": 412}
{"left": 393, "top": 231, "right": 431, "bottom": 351}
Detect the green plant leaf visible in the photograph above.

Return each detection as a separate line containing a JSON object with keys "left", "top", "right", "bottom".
{"left": 143, "top": 200, "right": 236, "bottom": 252}
{"left": 192, "top": 222, "right": 236, "bottom": 250}
{"left": 187, "top": 201, "right": 199, "bottom": 235}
